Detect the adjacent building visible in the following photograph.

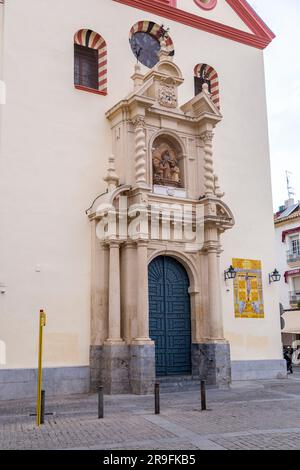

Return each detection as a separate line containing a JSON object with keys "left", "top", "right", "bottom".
{"left": 274, "top": 198, "right": 300, "bottom": 346}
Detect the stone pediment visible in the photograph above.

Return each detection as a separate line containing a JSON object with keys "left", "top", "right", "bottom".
{"left": 181, "top": 86, "right": 222, "bottom": 121}
{"left": 106, "top": 56, "right": 221, "bottom": 126}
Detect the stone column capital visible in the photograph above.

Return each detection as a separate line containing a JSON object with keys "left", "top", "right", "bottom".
{"left": 123, "top": 240, "right": 137, "bottom": 249}
{"left": 99, "top": 241, "right": 110, "bottom": 250}
{"left": 206, "top": 246, "right": 219, "bottom": 254}
{"left": 132, "top": 115, "right": 146, "bottom": 129}
{"left": 200, "top": 130, "right": 214, "bottom": 144}
{"left": 108, "top": 240, "right": 121, "bottom": 249}
{"left": 136, "top": 240, "right": 148, "bottom": 248}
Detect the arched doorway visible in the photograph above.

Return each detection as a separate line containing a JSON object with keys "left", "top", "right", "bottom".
{"left": 148, "top": 256, "right": 192, "bottom": 376}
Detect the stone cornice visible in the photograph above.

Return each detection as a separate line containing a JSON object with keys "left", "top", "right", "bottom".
{"left": 113, "top": 0, "right": 275, "bottom": 50}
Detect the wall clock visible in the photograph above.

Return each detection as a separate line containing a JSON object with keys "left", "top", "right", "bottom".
{"left": 130, "top": 32, "right": 161, "bottom": 69}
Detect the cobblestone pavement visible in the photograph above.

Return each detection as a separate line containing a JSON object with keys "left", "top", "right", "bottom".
{"left": 0, "top": 370, "right": 300, "bottom": 450}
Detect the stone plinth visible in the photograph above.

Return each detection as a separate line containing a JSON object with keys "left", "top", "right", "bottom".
{"left": 130, "top": 344, "right": 155, "bottom": 395}
{"left": 89, "top": 345, "right": 104, "bottom": 392}
{"left": 192, "top": 342, "right": 231, "bottom": 389}
{"left": 102, "top": 344, "right": 130, "bottom": 394}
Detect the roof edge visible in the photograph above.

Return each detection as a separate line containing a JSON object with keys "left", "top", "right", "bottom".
{"left": 113, "top": 0, "right": 275, "bottom": 49}
{"left": 227, "top": 0, "right": 275, "bottom": 40}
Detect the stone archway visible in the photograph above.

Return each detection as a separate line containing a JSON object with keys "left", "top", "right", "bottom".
{"left": 148, "top": 255, "right": 192, "bottom": 376}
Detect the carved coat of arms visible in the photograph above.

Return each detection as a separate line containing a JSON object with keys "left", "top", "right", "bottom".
{"left": 158, "top": 85, "right": 177, "bottom": 108}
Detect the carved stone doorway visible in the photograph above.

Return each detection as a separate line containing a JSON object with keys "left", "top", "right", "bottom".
{"left": 148, "top": 256, "right": 192, "bottom": 376}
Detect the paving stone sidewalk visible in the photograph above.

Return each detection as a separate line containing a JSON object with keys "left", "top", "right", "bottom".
{"left": 0, "top": 370, "right": 300, "bottom": 450}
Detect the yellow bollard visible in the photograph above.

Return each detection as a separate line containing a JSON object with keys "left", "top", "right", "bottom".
{"left": 36, "top": 309, "right": 46, "bottom": 427}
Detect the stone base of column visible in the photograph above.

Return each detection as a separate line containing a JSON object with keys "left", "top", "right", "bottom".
{"left": 130, "top": 344, "right": 155, "bottom": 395}
{"left": 89, "top": 345, "right": 104, "bottom": 393}
{"left": 102, "top": 344, "right": 131, "bottom": 394}
{"left": 192, "top": 342, "right": 231, "bottom": 389}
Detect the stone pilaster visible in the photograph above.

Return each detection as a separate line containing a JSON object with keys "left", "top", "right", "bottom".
{"left": 103, "top": 241, "right": 130, "bottom": 394}
{"left": 90, "top": 236, "right": 109, "bottom": 392}
{"left": 130, "top": 241, "right": 155, "bottom": 393}
{"left": 191, "top": 225, "right": 231, "bottom": 388}
{"left": 121, "top": 241, "right": 137, "bottom": 342}
{"left": 132, "top": 241, "right": 153, "bottom": 344}
{"left": 105, "top": 241, "right": 123, "bottom": 344}
{"left": 207, "top": 245, "right": 224, "bottom": 340}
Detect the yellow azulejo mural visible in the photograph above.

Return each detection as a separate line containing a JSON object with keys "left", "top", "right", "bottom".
{"left": 232, "top": 259, "right": 264, "bottom": 319}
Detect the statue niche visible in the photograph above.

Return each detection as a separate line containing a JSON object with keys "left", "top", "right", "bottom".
{"left": 152, "top": 137, "right": 183, "bottom": 188}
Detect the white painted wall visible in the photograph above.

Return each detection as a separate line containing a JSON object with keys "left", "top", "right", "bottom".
{"left": 0, "top": 0, "right": 282, "bottom": 369}
{"left": 176, "top": 0, "right": 252, "bottom": 33}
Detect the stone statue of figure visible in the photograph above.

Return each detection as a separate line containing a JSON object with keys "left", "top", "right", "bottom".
{"left": 170, "top": 160, "right": 180, "bottom": 183}
{"left": 153, "top": 154, "right": 163, "bottom": 182}
{"left": 161, "top": 151, "right": 173, "bottom": 180}
{"left": 153, "top": 143, "right": 181, "bottom": 187}
{"left": 199, "top": 64, "right": 211, "bottom": 94}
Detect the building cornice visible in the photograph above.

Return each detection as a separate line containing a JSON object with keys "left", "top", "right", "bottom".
{"left": 274, "top": 211, "right": 300, "bottom": 228}
{"left": 113, "top": 0, "right": 275, "bottom": 50}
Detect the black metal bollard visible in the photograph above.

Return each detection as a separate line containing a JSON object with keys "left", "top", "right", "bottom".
{"left": 201, "top": 380, "right": 207, "bottom": 411}
{"left": 98, "top": 386, "right": 104, "bottom": 419}
{"left": 155, "top": 383, "right": 160, "bottom": 415}
{"left": 41, "top": 390, "right": 45, "bottom": 424}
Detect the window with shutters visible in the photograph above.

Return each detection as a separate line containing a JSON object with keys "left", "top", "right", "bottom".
{"left": 291, "top": 236, "right": 300, "bottom": 255}
{"left": 74, "top": 44, "right": 99, "bottom": 90}
{"left": 293, "top": 276, "right": 300, "bottom": 293}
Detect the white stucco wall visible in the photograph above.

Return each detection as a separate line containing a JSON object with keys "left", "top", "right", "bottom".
{"left": 0, "top": 0, "right": 282, "bottom": 369}
{"left": 176, "top": 0, "right": 252, "bottom": 33}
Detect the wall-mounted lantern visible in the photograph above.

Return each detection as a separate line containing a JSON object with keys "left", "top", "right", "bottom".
{"left": 224, "top": 265, "right": 237, "bottom": 281}
{"left": 269, "top": 269, "right": 281, "bottom": 284}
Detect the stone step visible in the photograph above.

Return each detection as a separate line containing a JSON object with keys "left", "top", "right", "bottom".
{"left": 155, "top": 376, "right": 202, "bottom": 393}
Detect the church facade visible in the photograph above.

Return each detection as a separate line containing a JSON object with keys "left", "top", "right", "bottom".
{"left": 0, "top": 0, "right": 286, "bottom": 399}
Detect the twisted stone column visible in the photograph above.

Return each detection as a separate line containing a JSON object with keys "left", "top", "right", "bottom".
{"left": 133, "top": 116, "right": 147, "bottom": 187}
{"left": 201, "top": 130, "right": 215, "bottom": 197}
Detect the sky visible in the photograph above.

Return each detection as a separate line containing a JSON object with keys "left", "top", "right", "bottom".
{"left": 248, "top": 0, "right": 300, "bottom": 210}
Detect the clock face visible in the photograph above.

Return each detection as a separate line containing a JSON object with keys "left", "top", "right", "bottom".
{"left": 130, "top": 32, "right": 161, "bottom": 69}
